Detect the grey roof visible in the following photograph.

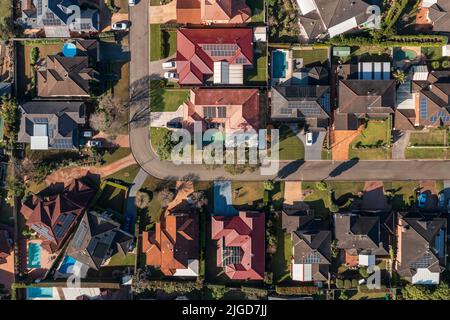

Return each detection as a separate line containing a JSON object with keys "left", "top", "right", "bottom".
{"left": 271, "top": 85, "right": 330, "bottom": 121}
{"left": 334, "top": 212, "right": 389, "bottom": 256}
{"left": 281, "top": 209, "right": 314, "bottom": 234}
{"left": 397, "top": 212, "right": 447, "bottom": 279}
{"left": 428, "top": 1, "right": 450, "bottom": 33}
{"left": 66, "top": 211, "right": 134, "bottom": 271}
{"left": 18, "top": 101, "right": 85, "bottom": 149}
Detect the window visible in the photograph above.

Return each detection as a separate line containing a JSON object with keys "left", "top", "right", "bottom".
{"left": 217, "top": 107, "right": 226, "bottom": 118}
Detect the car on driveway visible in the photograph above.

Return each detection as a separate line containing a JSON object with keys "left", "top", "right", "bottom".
{"left": 162, "top": 61, "right": 176, "bottom": 69}
{"left": 129, "top": 0, "right": 135, "bottom": 6}
{"left": 167, "top": 121, "right": 182, "bottom": 129}
{"left": 418, "top": 193, "right": 427, "bottom": 208}
{"left": 112, "top": 21, "right": 129, "bottom": 31}
{"left": 164, "top": 71, "right": 178, "bottom": 81}
{"left": 306, "top": 132, "right": 313, "bottom": 146}
{"left": 87, "top": 139, "right": 103, "bottom": 148}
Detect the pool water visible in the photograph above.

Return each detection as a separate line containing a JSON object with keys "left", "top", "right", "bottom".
{"left": 272, "top": 50, "right": 287, "bottom": 78}
{"left": 62, "top": 42, "right": 77, "bottom": 57}
{"left": 213, "top": 181, "right": 238, "bottom": 216}
{"left": 394, "top": 49, "right": 417, "bottom": 61}
{"left": 27, "top": 243, "right": 41, "bottom": 269}
{"left": 27, "top": 287, "right": 54, "bottom": 299}
{"left": 59, "top": 255, "right": 77, "bottom": 274}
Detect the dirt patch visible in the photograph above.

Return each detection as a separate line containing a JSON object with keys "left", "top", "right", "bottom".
{"left": 331, "top": 128, "right": 362, "bottom": 160}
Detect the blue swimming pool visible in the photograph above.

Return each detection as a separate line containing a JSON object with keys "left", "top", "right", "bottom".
{"left": 27, "top": 287, "right": 54, "bottom": 299}
{"left": 27, "top": 243, "right": 41, "bottom": 269}
{"left": 213, "top": 181, "right": 238, "bottom": 216}
{"left": 62, "top": 42, "right": 77, "bottom": 57}
{"left": 272, "top": 50, "right": 287, "bottom": 79}
{"left": 59, "top": 255, "right": 77, "bottom": 274}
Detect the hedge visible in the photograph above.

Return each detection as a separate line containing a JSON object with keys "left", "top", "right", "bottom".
{"left": 325, "top": 34, "right": 446, "bottom": 47}
{"left": 241, "top": 286, "right": 268, "bottom": 298}
{"left": 275, "top": 285, "right": 319, "bottom": 296}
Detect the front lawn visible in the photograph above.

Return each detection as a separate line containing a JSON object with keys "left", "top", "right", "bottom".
{"left": 409, "top": 129, "right": 448, "bottom": 146}
{"left": 383, "top": 181, "right": 420, "bottom": 210}
{"left": 405, "top": 147, "right": 449, "bottom": 159}
{"left": 349, "top": 120, "right": 392, "bottom": 160}
{"left": 277, "top": 125, "right": 305, "bottom": 160}
{"left": 231, "top": 181, "right": 264, "bottom": 208}
{"left": 150, "top": 24, "right": 161, "bottom": 61}
{"left": 105, "top": 163, "right": 140, "bottom": 184}
{"left": 150, "top": 127, "right": 170, "bottom": 152}
{"left": 161, "top": 29, "right": 177, "bottom": 58}
{"left": 102, "top": 147, "right": 131, "bottom": 165}
{"left": 150, "top": 81, "right": 189, "bottom": 112}
{"left": 292, "top": 48, "right": 329, "bottom": 67}
{"left": 111, "top": 62, "right": 129, "bottom": 104}
{"left": 150, "top": 25, "right": 177, "bottom": 61}
{"left": 245, "top": 43, "right": 267, "bottom": 82}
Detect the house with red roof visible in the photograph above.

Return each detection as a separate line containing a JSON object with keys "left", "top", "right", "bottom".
{"left": 182, "top": 88, "right": 260, "bottom": 133}
{"left": 211, "top": 211, "right": 265, "bottom": 280}
{"left": 20, "top": 179, "right": 96, "bottom": 253}
{"left": 176, "top": 28, "right": 254, "bottom": 85}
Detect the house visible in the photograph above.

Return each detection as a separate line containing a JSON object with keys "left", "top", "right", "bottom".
{"left": 176, "top": 28, "right": 253, "bottom": 85}
{"left": 334, "top": 212, "right": 393, "bottom": 267}
{"left": 281, "top": 208, "right": 314, "bottom": 234}
{"left": 211, "top": 211, "right": 265, "bottom": 280}
{"left": 296, "top": 0, "right": 381, "bottom": 41}
{"left": 20, "top": 179, "right": 96, "bottom": 253}
{"left": 416, "top": 0, "right": 450, "bottom": 33}
{"left": 182, "top": 88, "right": 260, "bottom": 134}
{"left": 176, "top": 0, "right": 251, "bottom": 25}
{"left": 18, "top": 101, "right": 86, "bottom": 150}
{"left": 65, "top": 211, "right": 134, "bottom": 271}
{"left": 291, "top": 218, "right": 331, "bottom": 282}
{"left": 335, "top": 79, "right": 396, "bottom": 130}
{"left": 37, "top": 51, "right": 96, "bottom": 97}
{"left": 271, "top": 85, "right": 331, "bottom": 130}
{"left": 396, "top": 212, "right": 447, "bottom": 285}
{"left": 18, "top": 0, "right": 100, "bottom": 37}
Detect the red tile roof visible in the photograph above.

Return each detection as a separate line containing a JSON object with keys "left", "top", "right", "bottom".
{"left": 211, "top": 211, "right": 265, "bottom": 280}
{"left": 176, "top": 28, "right": 253, "bottom": 85}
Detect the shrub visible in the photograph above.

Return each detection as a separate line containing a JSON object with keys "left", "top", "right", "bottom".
{"left": 30, "top": 47, "right": 39, "bottom": 65}
{"left": 336, "top": 279, "right": 344, "bottom": 289}
{"left": 359, "top": 267, "right": 369, "bottom": 278}
{"left": 352, "top": 279, "right": 359, "bottom": 288}
{"left": 263, "top": 190, "right": 269, "bottom": 204}
{"left": 275, "top": 285, "right": 319, "bottom": 296}
{"left": 264, "top": 180, "right": 275, "bottom": 191}
{"left": 344, "top": 279, "right": 352, "bottom": 289}
{"left": 442, "top": 60, "right": 450, "bottom": 69}
{"left": 431, "top": 61, "right": 440, "bottom": 70}
{"left": 316, "top": 181, "right": 328, "bottom": 191}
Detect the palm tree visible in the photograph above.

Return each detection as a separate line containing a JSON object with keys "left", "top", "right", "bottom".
{"left": 393, "top": 69, "right": 407, "bottom": 85}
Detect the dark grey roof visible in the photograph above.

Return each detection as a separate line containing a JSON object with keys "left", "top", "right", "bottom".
{"left": 281, "top": 209, "right": 314, "bottom": 234}
{"left": 66, "top": 211, "right": 134, "bottom": 271}
{"left": 428, "top": 1, "right": 450, "bottom": 33}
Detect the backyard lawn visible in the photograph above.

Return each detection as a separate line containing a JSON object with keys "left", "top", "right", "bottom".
{"left": 349, "top": 120, "right": 392, "bottom": 160}
{"left": 150, "top": 81, "right": 190, "bottom": 112}
{"left": 278, "top": 125, "right": 305, "bottom": 161}
{"left": 421, "top": 47, "right": 443, "bottom": 61}
{"left": 247, "top": 0, "right": 265, "bottom": 23}
{"left": 108, "top": 252, "right": 136, "bottom": 266}
{"left": 272, "top": 230, "right": 291, "bottom": 284}
{"left": 292, "top": 48, "right": 329, "bottom": 67}
{"left": 96, "top": 181, "right": 129, "bottom": 213}
{"left": 245, "top": 43, "right": 267, "bottom": 82}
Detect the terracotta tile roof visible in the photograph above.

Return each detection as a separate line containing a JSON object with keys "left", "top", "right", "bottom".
{"left": 177, "top": 0, "right": 251, "bottom": 24}
{"left": 211, "top": 211, "right": 265, "bottom": 280}
{"left": 183, "top": 88, "right": 259, "bottom": 132}
{"left": 176, "top": 28, "right": 253, "bottom": 85}
{"left": 177, "top": 0, "right": 202, "bottom": 24}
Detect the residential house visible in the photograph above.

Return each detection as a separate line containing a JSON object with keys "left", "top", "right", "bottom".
{"left": 271, "top": 85, "right": 331, "bottom": 130}
{"left": 176, "top": 28, "right": 253, "bottom": 85}
{"left": 18, "top": 101, "right": 86, "bottom": 150}
{"left": 396, "top": 212, "right": 447, "bottom": 285}
{"left": 20, "top": 179, "right": 96, "bottom": 253}
{"left": 211, "top": 211, "right": 265, "bottom": 280}
{"left": 19, "top": 0, "right": 100, "bottom": 37}
{"left": 176, "top": 0, "right": 251, "bottom": 25}
{"left": 182, "top": 88, "right": 260, "bottom": 134}
{"left": 416, "top": 0, "right": 450, "bottom": 33}
{"left": 295, "top": 0, "right": 381, "bottom": 41}
{"left": 65, "top": 211, "right": 134, "bottom": 271}
{"left": 334, "top": 212, "right": 392, "bottom": 267}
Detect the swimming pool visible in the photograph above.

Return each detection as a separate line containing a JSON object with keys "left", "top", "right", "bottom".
{"left": 59, "top": 255, "right": 77, "bottom": 274}
{"left": 26, "top": 287, "right": 54, "bottom": 299}
{"left": 27, "top": 243, "right": 41, "bottom": 269}
{"left": 213, "top": 181, "right": 238, "bottom": 216}
{"left": 394, "top": 49, "right": 417, "bottom": 61}
{"left": 272, "top": 50, "right": 287, "bottom": 79}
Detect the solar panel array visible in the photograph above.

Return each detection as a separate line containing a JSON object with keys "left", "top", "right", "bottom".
{"left": 33, "top": 117, "right": 48, "bottom": 124}
{"left": 203, "top": 106, "right": 227, "bottom": 118}
{"left": 235, "top": 57, "right": 247, "bottom": 64}
{"left": 419, "top": 96, "right": 428, "bottom": 119}
{"left": 37, "top": 0, "right": 43, "bottom": 16}
{"left": 280, "top": 108, "right": 292, "bottom": 115}
{"left": 222, "top": 246, "right": 242, "bottom": 266}
{"left": 302, "top": 252, "right": 321, "bottom": 264}
{"left": 52, "top": 139, "right": 73, "bottom": 149}
{"left": 54, "top": 213, "right": 76, "bottom": 239}
{"left": 288, "top": 102, "right": 322, "bottom": 116}
{"left": 42, "top": 12, "right": 62, "bottom": 26}
{"left": 73, "top": 222, "right": 88, "bottom": 248}
{"left": 320, "top": 94, "right": 330, "bottom": 113}
{"left": 410, "top": 252, "right": 433, "bottom": 269}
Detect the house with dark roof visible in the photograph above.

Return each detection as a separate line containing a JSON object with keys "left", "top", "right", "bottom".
{"left": 281, "top": 208, "right": 314, "bottom": 234}
{"left": 19, "top": 0, "right": 100, "bottom": 37}
{"left": 18, "top": 101, "right": 86, "bottom": 150}
{"left": 334, "top": 212, "right": 393, "bottom": 267}
{"left": 211, "top": 211, "right": 265, "bottom": 280}
{"left": 287, "top": 212, "right": 331, "bottom": 282}
{"left": 176, "top": 0, "right": 251, "bottom": 24}
{"left": 65, "top": 211, "right": 134, "bottom": 271}
{"left": 20, "top": 179, "right": 96, "bottom": 253}
{"left": 182, "top": 88, "right": 260, "bottom": 134}
{"left": 271, "top": 85, "right": 331, "bottom": 130}
{"left": 296, "top": 0, "right": 381, "bottom": 41}
{"left": 416, "top": 0, "right": 450, "bottom": 34}
{"left": 176, "top": 28, "right": 254, "bottom": 85}
{"left": 335, "top": 79, "right": 396, "bottom": 130}
{"left": 396, "top": 212, "right": 447, "bottom": 285}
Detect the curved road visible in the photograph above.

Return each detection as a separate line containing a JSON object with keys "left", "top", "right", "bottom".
{"left": 129, "top": 2, "right": 450, "bottom": 182}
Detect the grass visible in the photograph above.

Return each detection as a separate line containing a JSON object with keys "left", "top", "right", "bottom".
{"left": 383, "top": 181, "right": 420, "bottom": 210}
{"left": 150, "top": 127, "right": 170, "bottom": 153}
{"left": 102, "top": 147, "right": 131, "bottom": 165}
{"left": 150, "top": 81, "right": 189, "bottom": 112}
{"left": 292, "top": 48, "right": 328, "bottom": 67}
{"left": 231, "top": 181, "right": 264, "bottom": 208}
{"left": 349, "top": 120, "right": 392, "bottom": 160}
{"left": 422, "top": 47, "right": 443, "bottom": 61}
{"left": 150, "top": 24, "right": 161, "bottom": 61}
{"left": 272, "top": 231, "right": 292, "bottom": 284}
{"left": 405, "top": 148, "right": 449, "bottom": 159}
{"left": 0, "top": 0, "right": 12, "bottom": 24}
{"left": 150, "top": 0, "right": 160, "bottom": 5}
{"left": 245, "top": 43, "right": 267, "bottom": 82}
{"left": 96, "top": 183, "right": 128, "bottom": 213}
{"left": 247, "top": 0, "right": 265, "bottom": 23}
{"left": 108, "top": 252, "right": 136, "bottom": 266}
{"left": 111, "top": 62, "right": 129, "bottom": 104}
{"left": 150, "top": 25, "right": 176, "bottom": 61}
{"left": 161, "top": 29, "right": 177, "bottom": 58}
{"left": 105, "top": 163, "right": 140, "bottom": 184}
{"left": 409, "top": 129, "right": 448, "bottom": 146}
{"left": 278, "top": 125, "right": 304, "bottom": 160}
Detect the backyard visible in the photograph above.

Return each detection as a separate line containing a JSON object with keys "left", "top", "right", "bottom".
{"left": 349, "top": 120, "right": 392, "bottom": 160}
{"left": 247, "top": 0, "right": 265, "bottom": 23}
{"left": 150, "top": 81, "right": 189, "bottom": 112}
{"left": 277, "top": 125, "right": 305, "bottom": 161}
{"left": 95, "top": 181, "right": 129, "bottom": 214}
{"left": 245, "top": 43, "right": 268, "bottom": 83}
{"left": 292, "top": 48, "right": 329, "bottom": 67}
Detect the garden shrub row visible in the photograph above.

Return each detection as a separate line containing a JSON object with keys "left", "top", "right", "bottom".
{"left": 275, "top": 285, "right": 319, "bottom": 296}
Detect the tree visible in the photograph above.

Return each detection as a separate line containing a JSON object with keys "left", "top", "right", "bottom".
{"left": 190, "top": 191, "right": 208, "bottom": 209}
{"left": 316, "top": 181, "right": 328, "bottom": 191}
{"left": 392, "top": 69, "right": 407, "bottom": 85}
{"left": 329, "top": 202, "right": 340, "bottom": 213}
{"left": 402, "top": 283, "right": 450, "bottom": 300}
{"left": 89, "top": 111, "right": 108, "bottom": 132}
{"left": 359, "top": 266, "right": 369, "bottom": 278}
{"left": 263, "top": 180, "right": 274, "bottom": 191}
{"left": 95, "top": 94, "right": 127, "bottom": 133}
{"left": 157, "top": 188, "right": 174, "bottom": 208}
{"left": 210, "top": 285, "right": 227, "bottom": 300}
{"left": 30, "top": 47, "right": 40, "bottom": 65}
{"left": 156, "top": 130, "right": 177, "bottom": 161}
{"left": 135, "top": 191, "right": 151, "bottom": 209}
{"left": 339, "top": 290, "right": 349, "bottom": 300}
{"left": 5, "top": 176, "right": 25, "bottom": 198}
{"left": 0, "top": 96, "right": 20, "bottom": 142}
{"left": 330, "top": 239, "right": 339, "bottom": 259}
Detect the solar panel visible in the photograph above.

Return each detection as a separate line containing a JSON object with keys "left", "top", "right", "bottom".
{"left": 222, "top": 246, "right": 242, "bottom": 266}
{"left": 419, "top": 96, "right": 428, "bottom": 119}
{"left": 52, "top": 139, "right": 73, "bottom": 149}
{"left": 430, "top": 116, "right": 437, "bottom": 123}
{"left": 302, "top": 252, "right": 321, "bottom": 264}
{"left": 280, "top": 108, "right": 291, "bottom": 115}
{"left": 73, "top": 222, "right": 88, "bottom": 248}
{"left": 320, "top": 94, "right": 330, "bottom": 112}
{"left": 410, "top": 252, "right": 433, "bottom": 268}
{"left": 236, "top": 57, "right": 247, "bottom": 64}
{"left": 37, "top": 0, "right": 42, "bottom": 16}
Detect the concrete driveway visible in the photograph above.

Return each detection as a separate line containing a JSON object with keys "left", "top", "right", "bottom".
{"left": 297, "top": 130, "right": 326, "bottom": 161}
{"left": 150, "top": 105, "right": 183, "bottom": 127}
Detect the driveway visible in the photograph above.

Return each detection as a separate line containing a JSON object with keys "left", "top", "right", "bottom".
{"left": 150, "top": 105, "right": 183, "bottom": 127}
{"left": 331, "top": 128, "right": 362, "bottom": 160}
{"left": 392, "top": 130, "right": 410, "bottom": 160}
{"left": 150, "top": 54, "right": 176, "bottom": 80}
{"left": 124, "top": 168, "right": 148, "bottom": 234}
{"left": 297, "top": 130, "right": 326, "bottom": 161}
{"left": 149, "top": 0, "right": 177, "bottom": 24}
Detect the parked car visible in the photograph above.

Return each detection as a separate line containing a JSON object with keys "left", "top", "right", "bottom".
{"left": 87, "top": 139, "right": 103, "bottom": 148}
{"left": 164, "top": 72, "right": 178, "bottom": 80}
{"left": 82, "top": 130, "right": 93, "bottom": 138}
{"left": 438, "top": 193, "right": 446, "bottom": 209}
{"left": 418, "top": 193, "right": 427, "bottom": 208}
{"left": 128, "top": 0, "right": 135, "bottom": 6}
{"left": 306, "top": 132, "right": 313, "bottom": 146}
{"left": 112, "top": 21, "right": 129, "bottom": 31}
{"left": 162, "top": 61, "right": 176, "bottom": 69}
{"left": 167, "top": 121, "right": 182, "bottom": 129}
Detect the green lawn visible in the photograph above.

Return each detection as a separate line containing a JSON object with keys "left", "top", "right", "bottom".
{"left": 409, "top": 129, "right": 447, "bottom": 146}
{"left": 102, "top": 147, "right": 131, "bottom": 165}
{"left": 383, "top": 181, "right": 420, "bottom": 210}
{"left": 161, "top": 29, "right": 177, "bottom": 58}
{"left": 150, "top": 24, "right": 161, "bottom": 61}
{"left": 150, "top": 127, "right": 170, "bottom": 152}
{"left": 278, "top": 125, "right": 304, "bottom": 160}
{"left": 111, "top": 62, "right": 129, "bottom": 104}
{"left": 245, "top": 43, "right": 267, "bottom": 82}
{"left": 0, "top": 0, "right": 12, "bottom": 24}
{"left": 231, "top": 181, "right": 264, "bottom": 207}
{"left": 105, "top": 164, "right": 141, "bottom": 184}
{"left": 405, "top": 147, "right": 449, "bottom": 159}
{"left": 349, "top": 120, "right": 392, "bottom": 160}
{"left": 292, "top": 48, "right": 329, "bottom": 67}
{"left": 422, "top": 47, "right": 443, "bottom": 61}
{"left": 247, "top": 0, "right": 265, "bottom": 23}
{"left": 108, "top": 252, "right": 136, "bottom": 266}
{"left": 272, "top": 231, "right": 292, "bottom": 284}
{"left": 150, "top": 81, "right": 189, "bottom": 112}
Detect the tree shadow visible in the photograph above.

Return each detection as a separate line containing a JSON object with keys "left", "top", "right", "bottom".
{"left": 276, "top": 160, "right": 303, "bottom": 179}
{"left": 328, "top": 159, "right": 359, "bottom": 178}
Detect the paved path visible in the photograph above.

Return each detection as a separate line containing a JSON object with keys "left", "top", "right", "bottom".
{"left": 392, "top": 131, "right": 410, "bottom": 160}
{"left": 297, "top": 130, "right": 326, "bottom": 161}
{"left": 124, "top": 168, "right": 149, "bottom": 234}
{"left": 150, "top": 105, "right": 183, "bottom": 127}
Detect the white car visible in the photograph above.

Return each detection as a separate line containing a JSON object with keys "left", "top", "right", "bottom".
{"left": 306, "top": 132, "right": 313, "bottom": 146}
{"left": 164, "top": 72, "right": 178, "bottom": 80}
{"left": 128, "top": 0, "right": 136, "bottom": 6}
{"left": 87, "top": 140, "right": 103, "bottom": 148}
{"left": 112, "top": 21, "right": 129, "bottom": 31}
{"left": 162, "top": 61, "right": 176, "bottom": 69}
